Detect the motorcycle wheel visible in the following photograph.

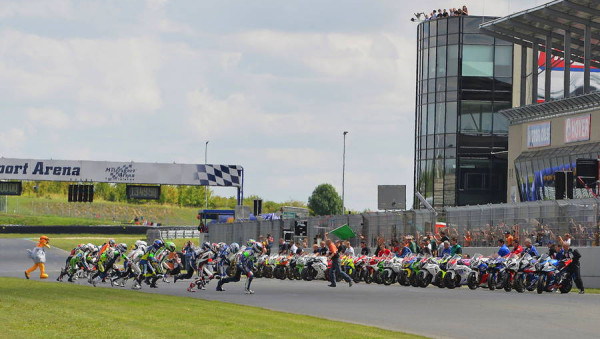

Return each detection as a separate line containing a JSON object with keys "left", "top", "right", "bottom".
{"left": 410, "top": 271, "right": 420, "bottom": 287}
{"left": 503, "top": 273, "right": 513, "bottom": 292}
{"left": 536, "top": 274, "right": 545, "bottom": 294}
{"left": 263, "top": 266, "right": 273, "bottom": 279}
{"left": 525, "top": 274, "right": 536, "bottom": 291}
{"left": 559, "top": 275, "right": 572, "bottom": 294}
{"left": 444, "top": 272, "right": 456, "bottom": 289}
{"left": 435, "top": 271, "right": 445, "bottom": 288}
{"left": 352, "top": 268, "right": 362, "bottom": 283}
{"left": 324, "top": 268, "right": 331, "bottom": 282}
{"left": 374, "top": 271, "right": 382, "bottom": 284}
{"left": 286, "top": 267, "right": 294, "bottom": 280}
{"left": 514, "top": 273, "right": 525, "bottom": 293}
{"left": 307, "top": 267, "right": 316, "bottom": 281}
{"left": 255, "top": 267, "right": 263, "bottom": 279}
{"left": 294, "top": 268, "right": 302, "bottom": 280}
{"left": 488, "top": 273, "right": 496, "bottom": 291}
{"left": 382, "top": 269, "right": 395, "bottom": 286}
{"left": 467, "top": 272, "right": 478, "bottom": 290}
{"left": 364, "top": 270, "right": 373, "bottom": 284}
{"left": 397, "top": 270, "right": 407, "bottom": 286}
{"left": 420, "top": 271, "right": 432, "bottom": 288}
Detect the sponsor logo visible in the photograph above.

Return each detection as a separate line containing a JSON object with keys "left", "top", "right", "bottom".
{"left": 565, "top": 115, "right": 591, "bottom": 143}
{"left": 105, "top": 164, "right": 136, "bottom": 182}
{"left": 527, "top": 122, "right": 551, "bottom": 148}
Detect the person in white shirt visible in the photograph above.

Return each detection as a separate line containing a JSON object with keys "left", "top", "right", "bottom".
{"left": 289, "top": 242, "right": 298, "bottom": 255}
{"left": 344, "top": 241, "right": 355, "bottom": 256}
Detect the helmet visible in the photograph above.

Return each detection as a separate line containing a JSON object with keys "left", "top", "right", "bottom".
{"left": 218, "top": 242, "right": 226, "bottom": 249}
{"left": 86, "top": 243, "right": 94, "bottom": 249}
{"left": 211, "top": 243, "right": 219, "bottom": 252}
{"left": 135, "top": 240, "right": 147, "bottom": 249}
{"left": 247, "top": 239, "right": 256, "bottom": 247}
{"left": 80, "top": 244, "right": 89, "bottom": 252}
{"left": 166, "top": 242, "right": 176, "bottom": 252}
{"left": 108, "top": 239, "right": 116, "bottom": 246}
{"left": 40, "top": 235, "right": 49, "bottom": 241}
{"left": 201, "top": 242, "right": 211, "bottom": 251}
{"left": 118, "top": 243, "right": 128, "bottom": 253}
{"left": 229, "top": 243, "right": 240, "bottom": 254}
{"left": 252, "top": 242, "right": 264, "bottom": 253}
{"left": 91, "top": 246, "right": 99, "bottom": 254}
{"left": 153, "top": 240, "right": 164, "bottom": 249}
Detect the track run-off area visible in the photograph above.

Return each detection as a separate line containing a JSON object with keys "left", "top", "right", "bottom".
{"left": 1, "top": 238, "right": 598, "bottom": 339}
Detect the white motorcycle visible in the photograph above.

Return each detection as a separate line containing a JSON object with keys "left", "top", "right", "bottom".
{"left": 444, "top": 254, "right": 472, "bottom": 289}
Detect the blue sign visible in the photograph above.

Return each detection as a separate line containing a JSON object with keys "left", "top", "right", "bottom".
{"left": 527, "top": 122, "right": 551, "bottom": 148}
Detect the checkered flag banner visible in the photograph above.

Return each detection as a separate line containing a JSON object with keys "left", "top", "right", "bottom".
{"left": 196, "top": 165, "right": 243, "bottom": 187}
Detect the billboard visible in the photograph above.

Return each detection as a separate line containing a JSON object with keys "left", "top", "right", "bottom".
{"left": 378, "top": 185, "right": 406, "bottom": 210}
{"left": 527, "top": 122, "right": 551, "bottom": 148}
{"left": 565, "top": 114, "right": 591, "bottom": 143}
{"left": 0, "top": 158, "right": 243, "bottom": 187}
{"left": 537, "top": 52, "right": 600, "bottom": 102}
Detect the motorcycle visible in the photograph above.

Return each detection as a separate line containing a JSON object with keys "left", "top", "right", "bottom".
{"left": 417, "top": 255, "right": 440, "bottom": 288}
{"left": 444, "top": 254, "right": 472, "bottom": 289}
{"left": 467, "top": 254, "right": 488, "bottom": 290}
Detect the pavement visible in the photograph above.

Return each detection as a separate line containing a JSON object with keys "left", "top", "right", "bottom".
{"left": 1, "top": 238, "right": 599, "bottom": 339}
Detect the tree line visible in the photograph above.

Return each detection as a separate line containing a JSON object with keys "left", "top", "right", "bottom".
{"left": 20, "top": 182, "right": 306, "bottom": 213}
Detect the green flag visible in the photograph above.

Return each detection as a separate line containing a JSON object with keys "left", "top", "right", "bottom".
{"left": 330, "top": 224, "right": 356, "bottom": 240}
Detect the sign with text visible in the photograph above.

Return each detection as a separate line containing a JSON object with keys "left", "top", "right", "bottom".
{"left": 0, "top": 158, "right": 243, "bottom": 187}
{"left": 527, "top": 122, "right": 551, "bottom": 148}
{"left": 565, "top": 114, "right": 591, "bottom": 143}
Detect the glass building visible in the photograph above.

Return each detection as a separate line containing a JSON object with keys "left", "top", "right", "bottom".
{"left": 414, "top": 16, "right": 513, "bottom": 208}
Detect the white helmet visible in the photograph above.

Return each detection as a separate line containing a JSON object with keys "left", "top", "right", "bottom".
{"left": 135, "top": 240, "right": 147, "bottom": 249}
{"left": 229, "top": 242, "right": 240, "bottom": 254}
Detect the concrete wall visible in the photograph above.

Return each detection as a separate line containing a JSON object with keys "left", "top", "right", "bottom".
{"left": 463, "top": 246, "right": 600, "bottom": 289}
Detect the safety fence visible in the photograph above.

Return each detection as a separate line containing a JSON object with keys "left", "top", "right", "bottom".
{"left": 444, "top": 198, "right": 600, "bottom": 247}
{"left": 207, "top": 210, "right": 436, "bottom": 248}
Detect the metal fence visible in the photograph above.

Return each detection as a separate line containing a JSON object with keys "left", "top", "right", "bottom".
{"left": 207, "top": 199, "right": 600, "bottom": 248}
{"left": 444, "top": 198, "right": 600, "bottom": 247}
{"left": 207, "top": 210, "right": 437, "bottom": 248}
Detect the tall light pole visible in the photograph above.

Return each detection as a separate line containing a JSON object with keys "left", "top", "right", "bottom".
{"left": 342, "top": 131, "right": 348, "bottom": 214}
{"left": 204, "top": 141, "right": 209, "bottom": 211}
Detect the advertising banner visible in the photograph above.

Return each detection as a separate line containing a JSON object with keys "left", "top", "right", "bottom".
{"left": 0, "top": 158, "right": 243, "bottom": 187}
{"left": 537, "top": 52, "right": 600, "bottom": 102}
{"left": 565, "top": 114, "right": 591, "bottom": 143}
{"left": 527, "top": 122, "right": 551, "bottom": 148}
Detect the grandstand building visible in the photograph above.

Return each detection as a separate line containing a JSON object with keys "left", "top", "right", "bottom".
{"left": 479, "top": 0, "right": 600, "bottom": 202}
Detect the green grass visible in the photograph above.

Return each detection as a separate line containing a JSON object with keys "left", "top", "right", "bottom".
{"left": 0, "top": 233, "right": 199, "bottom": 252}
{"left": 0, "top": 195, "right": 199, "bottom": 225}
{"left": 0, "top": 277, "right": 423, "bottom": 339}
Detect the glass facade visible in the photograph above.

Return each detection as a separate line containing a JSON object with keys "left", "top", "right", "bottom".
{"left": 414, "top": 16, "right": 513, "bottom": 208}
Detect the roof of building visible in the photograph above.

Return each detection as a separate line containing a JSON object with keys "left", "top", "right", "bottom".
{"left": 500, "top": 91, "right": 600, "bottom": 124}
{"left": 480, "top": 0, "right": 600, "bottom": 67}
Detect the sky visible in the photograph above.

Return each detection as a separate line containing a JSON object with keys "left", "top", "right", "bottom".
{"left": 0, "top": 0, "right": 543, "bottom": 211}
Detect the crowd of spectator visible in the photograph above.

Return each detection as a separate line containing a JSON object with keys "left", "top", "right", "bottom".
{"left": 411, "top": 5, "right": 469, "bottom": 22}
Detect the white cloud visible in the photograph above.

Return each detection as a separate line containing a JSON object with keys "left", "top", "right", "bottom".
{"left": 0, "top": 30, "right": 163, "bottom": 114}
{"left": 0, "top": 128, "right": 26, "bottom": 155}
{"left": 0, "top": 0, "right": 72, "bottom": 19}
{"left": 26, "top": 107, "right": 69, "bottom": 129}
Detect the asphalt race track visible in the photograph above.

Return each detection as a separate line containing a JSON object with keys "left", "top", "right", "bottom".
{"left": 1, "top": 238, "right": 599, "bottom": 339}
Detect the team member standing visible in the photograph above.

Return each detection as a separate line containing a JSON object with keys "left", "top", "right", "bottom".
{"left": 25, "top": 235, "right": 51, "bottom": 279}
{"left": 325, "top": 233, "right": 352, "bottom": 288}
{"left": 560, "top": 238, "right": 585, "bottom": 294}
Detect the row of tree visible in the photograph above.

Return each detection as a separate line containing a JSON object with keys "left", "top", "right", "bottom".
{"left": 19, "top": 181, "right": 310, "bottom": 214}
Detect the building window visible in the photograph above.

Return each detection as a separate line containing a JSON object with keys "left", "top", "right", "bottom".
{"left": 460, "top": 101, "right": 493, "bottom": 134}
{"left": 494, "top": 45, "right": 513, "bottom": 77}
{"left": 435, "top": 103, "right": 445, "bottom": 134}
{"left": 462, "top": 45, "right": 494, "bottom": 76}
{"left": 437, "top": 46, "right": 447, "bottom": 77}
{"left": 462, "top": 34, "right": 494, "bottom": 45}
{"left": 446, "top": 102, "right": 457, "bottom": 133}
{"left": 447, "top": 45, "right": 459, "bottom": 76}
{"left": 429, "top": 46, "right": 437, "bottom": 78}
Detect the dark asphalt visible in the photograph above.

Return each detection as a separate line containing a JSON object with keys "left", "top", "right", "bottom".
{"left": 1, "top": 238, "right": 599, "bottom": 339}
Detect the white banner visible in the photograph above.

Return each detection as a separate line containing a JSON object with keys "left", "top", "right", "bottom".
{"left": 0, "top": 158, "right": 243, "bottom": 187}
{"left": 565, "top": 114, "right": 591, "bottom": 143}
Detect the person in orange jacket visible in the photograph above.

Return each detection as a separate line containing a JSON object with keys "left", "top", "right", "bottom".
{"left": 26, "top": 235, "right": 51, "bottom": 279}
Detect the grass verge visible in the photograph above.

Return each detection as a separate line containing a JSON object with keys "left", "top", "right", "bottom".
{"left": 0, "top": 233, "right": 198, "bottom": 252}
{"left": 0, "top": 277, "right": 424, "bottom": 339}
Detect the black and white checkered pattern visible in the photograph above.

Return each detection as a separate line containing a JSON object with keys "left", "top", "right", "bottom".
{"left": 196, "top": 165, "right": 243, "bottom": 187}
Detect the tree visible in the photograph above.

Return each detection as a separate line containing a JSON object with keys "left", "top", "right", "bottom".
{"left": 308, "top": 183, "right": 342, "bottom": 216}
